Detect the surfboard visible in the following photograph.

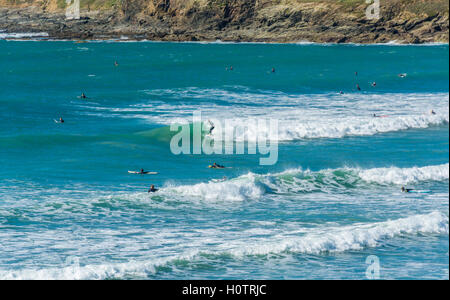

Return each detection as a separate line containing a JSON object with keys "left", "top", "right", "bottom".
{"left": 208, "top": 166, "right": 231, "bottom": 169}
{"left": 409, "top": 190, "right": 432, "bottom": 194}
{"left": 210, "top": 178, "right": 227, "bottom": 183}
{"left": 128, "top": 171, "right": 158, "bottom": 175}
{"left": 54, "top": 119, "right": 63, "bottom": 124}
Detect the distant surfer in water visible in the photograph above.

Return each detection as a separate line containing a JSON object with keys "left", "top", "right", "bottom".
{"left": 398, "top": 73, "right": 407, "bottom": 78}
{"left": 59, "top": 117, "right": 64, "bottom": 123}
{"left": 114, "top": 61, "right": 119, "bottom": 67}
{"left": 431, "top": 110, "right": 436, "bottom": 115}
{"left": 401, "top": 186, "right": 414, "bottom": 193}
{"left": 356, "top": 84, "right": 361, "bottom": 91}
{"left": 148, "top": 184, "right": 158, "bottom": 193}
{"left": 81, "top": 93, "right": 87, "bottom": 99}
{"left": 139, "top": 168, "right": 146, "bottom": 174}
{"left": 272, "top": 67, "right": 276, "bottom": 73}
{"left": 371, "top": 82, "right": 377, "bottom": 87}
{"left": 208, "top": 120, "right": 215, "bottom": 135}
{"left": 209, "top": 163, "right": 225, "bottom": 169}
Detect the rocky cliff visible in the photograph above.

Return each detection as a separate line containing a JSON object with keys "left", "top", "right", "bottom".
{"left": 0, "top": 0, "right": 448, "bottom": 43}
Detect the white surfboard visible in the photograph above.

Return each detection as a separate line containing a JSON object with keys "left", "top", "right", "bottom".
{"left": 128, "top": 171, "right": 158, "bottom": 175}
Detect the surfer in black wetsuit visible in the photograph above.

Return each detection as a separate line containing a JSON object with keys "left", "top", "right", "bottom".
{"left": 210, "top": 163, "right": 225, "bottom": 169}
{"left": 139, "top": 168, "right": 146, "bottom": 174}
{"left": 208, "top": 120, "right": 215, "bottom": 135}
{"left": 401, "top": 186, "right": 413, "bottom": 193}
{"left": 148, "top": 184, "right": 158, "bottom": 193}
{"left": 81, "top": 93, "right": 87, "bottom": 99}
{"left": 356, "top": 84, "right": 361, "bottom": 91}
{"left": 59, "top": 117, "right": 64, "bottom": 123}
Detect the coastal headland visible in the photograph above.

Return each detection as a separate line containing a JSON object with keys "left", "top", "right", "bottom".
{"left": 0, "top": 0, "right": 448, "bottom": 43}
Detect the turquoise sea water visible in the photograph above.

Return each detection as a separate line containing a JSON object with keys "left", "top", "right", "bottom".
{"left": 0, "top": 40, "right": 448, "bottom": 279}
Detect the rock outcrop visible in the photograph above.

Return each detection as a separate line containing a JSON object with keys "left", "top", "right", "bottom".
{"left": 0, "top": 0, "right": 448, "bottom": 43}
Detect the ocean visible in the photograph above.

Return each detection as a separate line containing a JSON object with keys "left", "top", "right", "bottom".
{"left": 0, "top": 40, "right": 448, "bottom": 279}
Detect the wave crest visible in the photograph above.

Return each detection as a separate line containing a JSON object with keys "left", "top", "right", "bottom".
{"left": 1, "top": 211, "right": 446, "bottom": 279}
{"left": 157, "top": 164, "right": 449, "bottom": 202}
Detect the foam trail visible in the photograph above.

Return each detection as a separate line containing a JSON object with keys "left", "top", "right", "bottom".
{"left": 1, "top": 211, "right": 446, "bottom": 279}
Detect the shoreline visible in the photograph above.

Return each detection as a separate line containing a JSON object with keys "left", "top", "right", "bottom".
{"left": 1, "top": 33, "right": 449, "bottom": 46}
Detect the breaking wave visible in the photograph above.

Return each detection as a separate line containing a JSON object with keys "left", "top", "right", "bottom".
{"left": 1, "top": 211, "right": 447, "bottom": 279}
{"left": 157, "top": 164, "right": 449, "bottom": 202}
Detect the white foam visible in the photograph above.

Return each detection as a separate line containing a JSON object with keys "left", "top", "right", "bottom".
{"left": 155, "top": 164, "right": 449, "bottom": 202}
{"left": 79, "top": 88, "right": 449, "bottom": 141}
{"left": 359, "top": 163, "right": 449, "bottom": 185}
{"left": 0, "top": 32, "right": 48, "bottom": 39}
{"left": 1, "top": 211, "right": 446, "bottom": 279}
{"left": 226, "top": 211, "right": 449, "bottom": 256}
{"left": 164, "top": 173, "right": 264, "bottom": 202}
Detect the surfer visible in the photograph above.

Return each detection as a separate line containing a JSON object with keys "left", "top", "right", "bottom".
{"left": 401, "top": 186, "right": 414, "bottom": 193}
{"left": 139, "top": 168, "right": 146, "bottom": 174}
{"left": 148, "top": 184, "right": 158, "bottom": 193}
{"left": 81, "top": 92, "right": 87, "bottom": 99}
{"left": 398, "top": 73, "right": 407, "bottom": 78}
{"left": 209, "top": 163, "right": 225, "bottom": 169}
{"left": 59, "top": 117, "right": 64, "bottom": 123}
{"left": 208, "top": 120, "right": 215, "bottom": 135}
{"left": 431, "top": 110, "right": 436, "bottom": 115}
{"left": 272, "top": 67, "right": 276, "bottom": 73}
{"left": 114, "top": 61, "right": 119, "bottom": 67}
{"left": 339, "top": 91, "right": 344, "bottom": 95}
{"left": 371, "top": 82, "right": 377, "bottom": 87}
{"left": 356, "top": 84, "right": 361, "bottom": 91}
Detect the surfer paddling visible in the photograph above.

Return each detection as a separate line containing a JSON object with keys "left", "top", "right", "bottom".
{"left": 209, "top": 163, "right": 225, "bottom": 169}
{"left": 148, "top": 184, "right": 158, "bottom": 193}
{"left": 401, "top": 186, "right": 414, "bottom": 193}
{"left": 54, "top": 117, "right": 65, "bottom": 123}
{"left": 128, "top": 169, "right": 158, "bottom": 175}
